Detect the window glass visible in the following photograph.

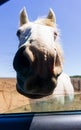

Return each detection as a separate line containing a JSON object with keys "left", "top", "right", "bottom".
{"left": 0, "top": 0, "right": 81, "bottom": 114}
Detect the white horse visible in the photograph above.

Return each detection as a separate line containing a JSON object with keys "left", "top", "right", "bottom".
{"left": 13, "top": 7, "right": 74, "bottom": 105}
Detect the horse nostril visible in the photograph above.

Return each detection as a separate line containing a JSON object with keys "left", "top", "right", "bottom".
{"left": 16, "top": 29, "right": 21, "bottom": 37}
{"left": 13, "top": 45, "right": 30, "bottom": 71}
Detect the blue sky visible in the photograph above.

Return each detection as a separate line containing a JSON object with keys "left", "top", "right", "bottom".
{"left": 0, "top": 0, "right": 81, "bottom": 77}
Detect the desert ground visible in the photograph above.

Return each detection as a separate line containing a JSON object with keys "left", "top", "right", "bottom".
{"left": 0, "top": 78, "right": 30, "bottom": 113}
{"left": 0, "top": 78, "right": 81, "bottom": 114}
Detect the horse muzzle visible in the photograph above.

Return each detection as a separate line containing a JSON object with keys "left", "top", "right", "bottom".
{"left": 13, "top": 45, "right": 57, "bottom": 99}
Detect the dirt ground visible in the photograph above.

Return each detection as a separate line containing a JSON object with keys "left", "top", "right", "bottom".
{"left": 0, "top": 78, "right": 30, "bottom": 113}
{"left": 0, "top": 78, "right": 81, "bottom": 114}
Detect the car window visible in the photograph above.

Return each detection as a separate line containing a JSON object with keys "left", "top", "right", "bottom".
{"left": 0, "top": 0, "right": 81, "bottom": 114}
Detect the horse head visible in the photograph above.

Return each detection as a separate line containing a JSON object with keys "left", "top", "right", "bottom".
{"left": 13, "top": 8, "right": 64, "bottom": 99}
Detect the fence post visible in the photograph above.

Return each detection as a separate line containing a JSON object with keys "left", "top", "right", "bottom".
{"left": 78, "top": 80, "right": 80, "bottom": 91}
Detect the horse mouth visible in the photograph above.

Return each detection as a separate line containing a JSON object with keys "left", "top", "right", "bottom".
{"left": 13, "top": 45, "right": 56, "bottom": 99}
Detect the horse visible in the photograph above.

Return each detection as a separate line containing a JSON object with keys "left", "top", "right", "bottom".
{"left": 13, "top": 7, "right": 74, "bottom": 105}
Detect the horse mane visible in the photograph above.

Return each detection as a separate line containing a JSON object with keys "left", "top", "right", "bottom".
{"left": 34, "top": 18, "right": 56, "bottom": 27}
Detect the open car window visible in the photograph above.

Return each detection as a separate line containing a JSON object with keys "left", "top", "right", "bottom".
{"left": 0, "top": 0, "right": 81, "bottom": 114}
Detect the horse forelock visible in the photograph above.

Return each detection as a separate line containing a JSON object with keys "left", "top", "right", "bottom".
{"left": 34, "top": 18, "right": 56, "bottom": 27}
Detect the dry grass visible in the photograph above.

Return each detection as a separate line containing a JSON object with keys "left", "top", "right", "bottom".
{"left": 8, "top": 93, "right": 81, "bottom": 113}
{"left": 0, "top": 78, "right": 30, "bottom": 113}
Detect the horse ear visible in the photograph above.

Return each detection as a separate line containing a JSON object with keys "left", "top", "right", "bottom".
{"left": 47, "top": 8, "right": 56, "bottom": 23}
{"left": 20, "top": 7, "right": 29, "bottom": 26}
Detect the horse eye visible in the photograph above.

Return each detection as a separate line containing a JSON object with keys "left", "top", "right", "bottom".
{"left": 54, "top": 32, "right": 58, "bottom": 40}
{"left": 29, "top": 39, "right": 34, "bottom": 43}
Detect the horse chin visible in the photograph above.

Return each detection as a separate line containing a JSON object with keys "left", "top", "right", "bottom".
{"left": 16, "top": 73, "right": 56, "bottom": 99}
